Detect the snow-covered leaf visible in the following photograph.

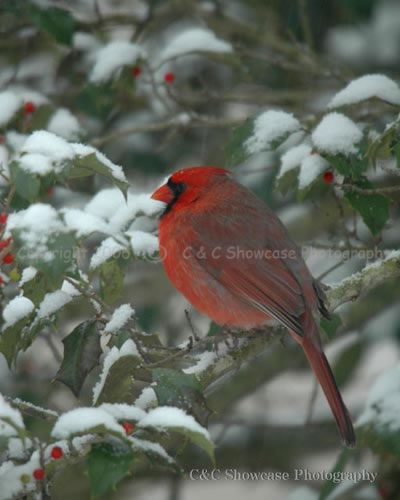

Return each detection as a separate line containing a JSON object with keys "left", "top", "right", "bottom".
{"left": 312, "top": 113, "right": 363, "bottom": 157}
{"left": 138, "top": 406, "right": 215, "bottom": 464}
{"left": 87, "top": 442, "right": 134, "bottom": 498}
{"left": 328, "top": 74, "right": 400, "bottom": 109}
{"left": 0, "top": 90, "right": 22, "bottom": 127}
{"left": 152, "top": 368, "right": 211, "bottom": 428}
{"left": 56, "top": 320, "right": 101, "bottom": 397}
{"left": 104, "top": 304, "right": 135, "bottom": 334}
{"left": 93, "top": 340, "right": 144, "bottom": 405}
{"left": 0, "top": 394, "right": 25, "bottom": 437}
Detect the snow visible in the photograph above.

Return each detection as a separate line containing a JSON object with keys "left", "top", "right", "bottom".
{"left": 312, "top": 112, "right": 363, "bottom": 156}
{"left": 63, "top": 208, "right": 110, "bottom": 237}
{"left": 104, "top": 304, "right": 135, "bottom": 334}
{"left": 47, "top": 108, "right": 81, "bottom": 141}
{"left": 6, "top": 131, "right": 27, "bottom": 152}
{"left": 357, "top": 363, "right": 400, "bottom": 431}
{"left": 183, "top": 351, "right": 217, "bottom": 374}
{"left": 19, "top": 153, "right": 53, "bottom": 176}
{"left": 160, "top": 28, "right": 232, "bottom": 61}
{"left": 138, "top": 406, "right": 210, "bottom": 440}
{"left": 278, "top": 144, "right": 311, "bottom": 178}
{"left": 7, "top": 437, "right": 32, "bottom": 460}
{"left": 298, "top": 153, "right": 329, "bottom": 189}
{"left": 0, "top": 394, "right": 25, "bottom": 436}
{"left": 92, "top": 339, "right": 140, "bottom": 404}
{"left": 328, "top": 74, "right": 400, "bottom": 108}
{"left": 90, "top": 41, "right": 145, "bottom": 82}
{"left": 245, "top": 110, "right": 301, "bottom": 155}
{"left": 61, "top": 279, "right": 81, "bottom": 297}
{"left": 0, "top": 450, "right": 40, "bottom": 500}
{"left": 129, "top": 230, "right": 159, "bottom": 256}
{"left": 100, "top": 403, "right": 146, "bottom": 422}
{"left": 85, "top": 188, "right": 125, "bottom": 220}
{"left": 37, "top": 290, "right": 72, "bottom": 319}
{"left": 0, "top": 90, "right": 22, "bottom": 126}
{"left": 90, "top": 237, "right": 127, "bottom": 270}
{"left": 51, "top": 407, "right": 124, "bottom": 439}
{"left": 134, "top": 387, "right": 157, "bottom": 410}
{"left": 22, "top": 130, "right": 75, "bottom": 162}
{"left": 108, "top": 193, "right": 163, "bottom": 232}
{"left": 2, "top": 296, "right": 35, "bottom": 329}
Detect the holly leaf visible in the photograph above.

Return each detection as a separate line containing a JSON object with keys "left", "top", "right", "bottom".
{"left": 152, "top": 368, "right": 211, "bottom": 427}
{"left": 0, "top": 318, "right": 30, "bottom": 368}
{"left": 225, "top": 118, "right": 253, "bottom": 166}
{"left": 9, "top": 161, "right": 40, "bottom": 202}
{"left": 344, "top": 178, "right": 390, "bottom": 235}
{"left": 87, "top": 442, "right": 134, "bottom": 497}
{"left": 30, "top": 5, "right": 75, "bottom": 46}
{"left": 56, "top": 320, "right": 102, "bottom": 396}
{"left": 99, "top": 259, "right": 124, "bottom": 304}
{"left": 95, "top": 354, "right": 148, "bottom": 405}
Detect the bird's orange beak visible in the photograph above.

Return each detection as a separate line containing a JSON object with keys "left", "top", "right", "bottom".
{"left": 151, "top": 184, "right": 174, "bottom": 204}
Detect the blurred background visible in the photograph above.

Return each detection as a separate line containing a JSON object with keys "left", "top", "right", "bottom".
{"left": 1, "top": 0, "right": 400, "bottom": 499}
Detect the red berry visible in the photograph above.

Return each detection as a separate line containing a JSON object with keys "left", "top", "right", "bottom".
{"left": 2, "top": 252, "right": 14, "bottom": 264}
{"left": 131, "top": 66, "right": 141, "bottom": 77}
{"left": 33, "top": 468, "right": 45, "bottom": 480}
{"left": 23, "top": 101, "right": 36, "bottom": 114}
{"left": 0, "top": 238, "right": 11, "bottom": 251}
{"left": 323, "top": 171, "right": 334, "bottom": 184}
{"left": 0, "top": 212, "right": 8, "bottom": 225}
{"left": 164, "top": 72, "right": 175, "bottom": 83}
{"left": 51, "top": 446, "right": 63, "bottom": 459}
{"left": 122, "top": 422, "right": 134, "bottom": 435}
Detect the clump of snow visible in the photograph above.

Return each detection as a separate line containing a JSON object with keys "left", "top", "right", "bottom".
{"left": 328, "top": 74, "right": 400, "bottom": 108}
{"left": 298, "top": 153, "right": 329, "bottom": 189}
{"left": 51, "top": 407, "right": 124, "bottom": 439}
{"left": 138, "top": 406, "right": 210, "bottom": 440}
{"left": 357, "top": 363, "right": 400, "bottom": 432}
{"left": 2, "top": 296, "right": 35, "bottom": 329}
{"left": 0, "top": 450, "right": 40, "bottom": 500}
{"left": 90, "top": 237, "right": 127, "bottom": 270}
{"left": 0, "top": 90, "right": 22, "bottom": 127}
{"left": 63, "top": 208, "right": 110, "bottom": 237}
{"left": 47, "top": 108, "right": 81, "bottom": 140}
{"left": 37, "top": 290, "right": 72, "bottom": 319}
{"left": 108, "top": 193, "right": 163, "bottom": 232}
{"left": 160, "top": 28, "right": 232, "bottom": 61}
{"left": 61, "top": 278, "right": 81, "bottom": 297}
{"left": 312, "top": 113, "right": 363, "bottom": 156}
{"left": 7, "top": 437, "right": 33, "bottom": 460}
{"left": 129, "top": 231, "right": 159, "bottom": 256}
{"left": 6, "top": 131, "right": 27, "bottom": 153}
{"left": 85, "top": 188, "right": 125, "bottom": 220}
{"left": 278, "top": 144, "right": 311, "bottom": 178}
{"left": 19, "top": 153, "right": 53, "bottom": 176}
{"left": 104, "top": 304, "right": 135, "bottom": 334}
{"left": 90, "top": 41, "right": 145, "bottom": 82}
{"left": 93, "top": 340, "right": 140, "bottom": 404}
{"left": 22, "top": 130, "right": 75, "bottom": 162}
{"left": 100, "top": 403, "right": 146, "bottom": 422}
{"left": 134, "top": 387, "right": 157, "bottom": 410}
{"left": 245, "top": 110, "right": 301, "bottom": 155}
{"left": 0, "top": 394, "right": 25, "bottom": 436}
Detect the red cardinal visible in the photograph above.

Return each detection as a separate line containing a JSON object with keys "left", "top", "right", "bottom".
{"left": 152, "top": 166, "right": 355, "bottom": 447}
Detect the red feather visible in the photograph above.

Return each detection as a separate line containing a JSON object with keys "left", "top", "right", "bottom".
{"left": 152, "top": 166, "right": 355, "bottom": 447}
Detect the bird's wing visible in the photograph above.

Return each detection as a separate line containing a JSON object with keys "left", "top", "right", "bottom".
{"left": 189, "top": 208, "right": 308, "bottom": 336}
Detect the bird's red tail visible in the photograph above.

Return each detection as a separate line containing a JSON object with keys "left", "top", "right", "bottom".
{"left": 301, "top": 336, "right": 356, "bottom": 447}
